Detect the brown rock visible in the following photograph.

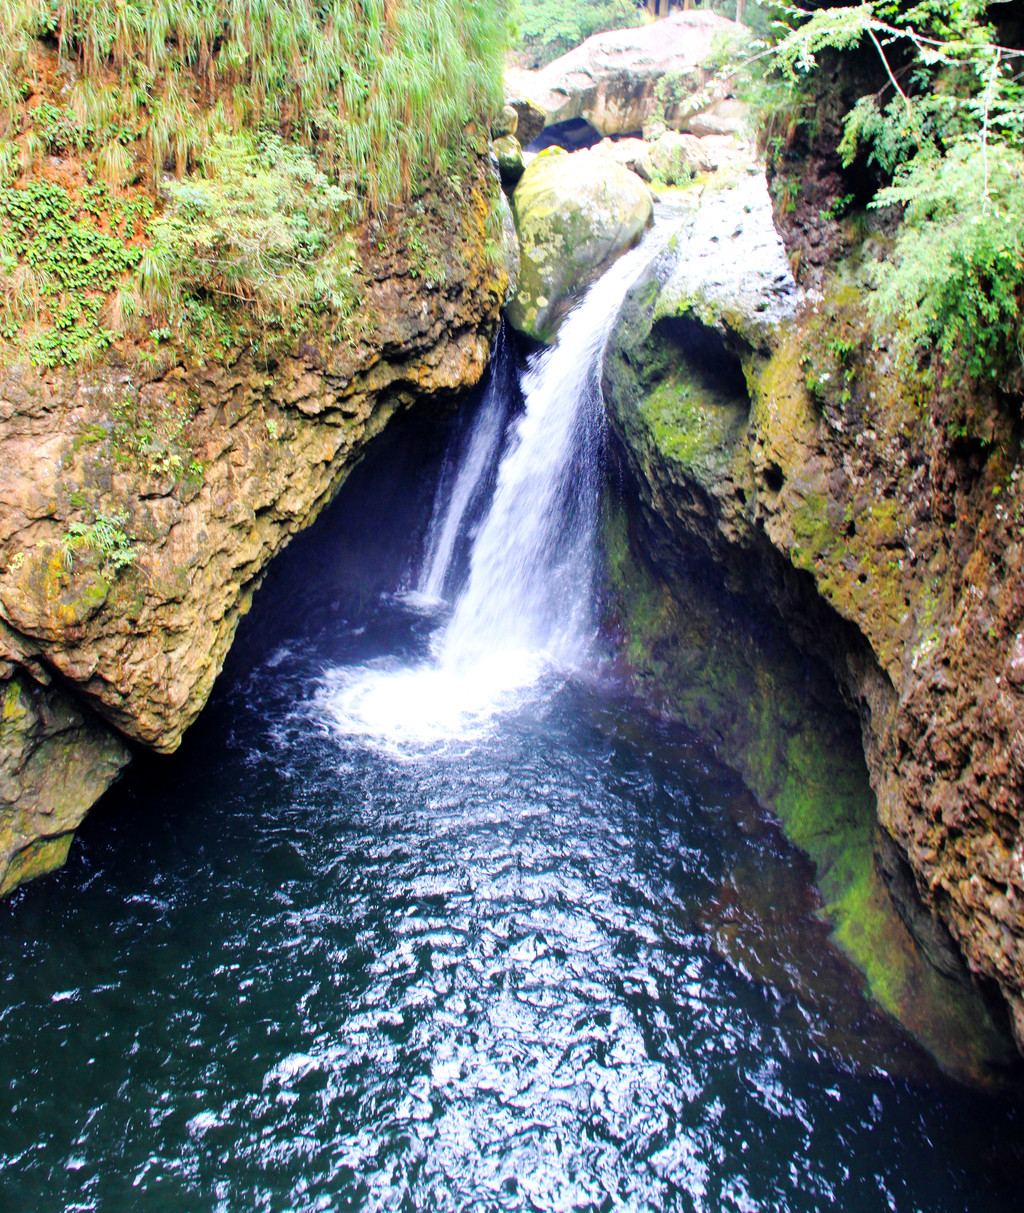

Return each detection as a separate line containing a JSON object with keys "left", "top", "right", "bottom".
{"left": 0, "top": 160, "right": 507, "bottom": 895}
{"left": 506, "top": 11, "right": 739, "bottom": 139}
{"left": 1005, "top": 632, "right": 1024, "bottom": 684}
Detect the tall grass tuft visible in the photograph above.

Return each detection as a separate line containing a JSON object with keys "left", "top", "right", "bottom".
{"left": 0, "top": 0, "right": 510, "bottom": 217}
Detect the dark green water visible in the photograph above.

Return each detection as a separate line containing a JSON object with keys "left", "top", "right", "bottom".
{"left": 2, "top": 421, "right": 1024, "bottom": 1212}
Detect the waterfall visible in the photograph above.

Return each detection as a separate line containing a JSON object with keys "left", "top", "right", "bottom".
{"left": 317, "top": 228, "right": 667, "bottom": 749}
{"left": 417, "top": 327, "right": 515, "bottom": 601}
{"left": 437, "top": 234, "right": 662, "bottom": 672}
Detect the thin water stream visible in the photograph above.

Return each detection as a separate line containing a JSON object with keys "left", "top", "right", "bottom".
{"left": 2, "top": 237, "right": 1024, "bottom": 1211}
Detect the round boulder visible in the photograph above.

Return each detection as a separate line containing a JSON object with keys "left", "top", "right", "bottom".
{"left": 507, "top": 148, "right": 654, "bottom": 343}
{"left": 492, "top": 134, "right": 525, "bottom": 187}
{"left": 491, "top": 104, "right": 519, "bottom": 139}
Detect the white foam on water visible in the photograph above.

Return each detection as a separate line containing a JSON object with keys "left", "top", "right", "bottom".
{"left": 314, "top": 650, "right": 549, "bottom": 755}
{"left": 316, "top": 226, "right": 671, "bottom": 753}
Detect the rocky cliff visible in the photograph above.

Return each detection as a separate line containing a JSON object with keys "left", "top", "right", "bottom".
{"left": 0, "top": 163, "right": 508, "bottom": 896}
{"left": 600, "top": 158, "right": 1024, "bottom": 1074}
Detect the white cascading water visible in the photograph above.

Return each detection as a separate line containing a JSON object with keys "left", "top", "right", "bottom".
{"left": 317, "top": 228, "right": 666, "bottom": 750}
{"left": 417, "top": 327, "right": 513, "bottom": 602}
{"left": 436, "top": 240, "right": 653, "bottom": 672}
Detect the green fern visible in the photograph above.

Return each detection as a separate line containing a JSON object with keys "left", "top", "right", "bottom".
{"left": 870, "top": 141, "right": 1024, "bottom": 385}
{"left": 61, "top": 512, "right": 137, "bottom": 575}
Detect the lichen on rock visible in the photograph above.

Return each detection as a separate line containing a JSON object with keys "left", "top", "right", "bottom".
{"left": 506, "top": 148, "right": 653, "bottom": 343}
{"left": 600, "top": 160, "right": 1022, "bottom": 1078}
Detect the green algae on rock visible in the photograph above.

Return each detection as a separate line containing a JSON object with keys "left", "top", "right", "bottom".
{"left": 506, "top": 148, "right": 653, "bottom": 343}
{"left": 601, "top": 502, "right": 1015, "bottom": 1081}
{"left": 599, "top": 164, "right": 1020, "bottom": 1078}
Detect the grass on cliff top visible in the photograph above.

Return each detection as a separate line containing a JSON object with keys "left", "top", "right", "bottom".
{"left": 0, "top": 0, "right": 510, "bottom": 364}
{"left": 0, "top": 1, "right": 507, "bottom": 211}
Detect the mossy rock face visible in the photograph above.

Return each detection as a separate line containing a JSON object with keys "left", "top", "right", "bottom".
{"left": 602, "top": 499, "right": 1019, "bottom": 1083}
{"left": 600, "top": 178, "right": 1021, "bottom": 1079}
{"left": 506, "top": 148, "right": 653, "bottom": 343}
{"left": 492, "top": 135, "right": 524, "bottom": 187}
{"left": 0, "top": 157, "right": 507, "bottom": 897}
{"left": 0, "top": 671, "right": 129, "bottom": 897}
{"left": 495, "top": 190, "right": 521, "bottom": 307}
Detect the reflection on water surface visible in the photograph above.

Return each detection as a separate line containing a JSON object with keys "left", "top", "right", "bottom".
{"left": 1, "top": 599, "right": 1023, "bottom": 1211}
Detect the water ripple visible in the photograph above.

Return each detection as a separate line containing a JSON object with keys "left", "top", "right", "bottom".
{"left": 0, "top": 650, "right": 1022, "bottom": 1211}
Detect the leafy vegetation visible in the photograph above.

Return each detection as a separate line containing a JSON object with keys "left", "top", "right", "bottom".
{"left": 872, "top": 139, "right": 1024, "bottom": 384}
{"left": 514, "top": 0, "right": 642, "bottom": 68}
{"left": 0, "top": 1, "right": 511, "bottom": 365}
{"left": 0, "top": 179, "right": 150, "bottom": 364}
{"left": 143, "top": 132, "right": 357, "bottom": 325}
{"left": 60, "top": 511, "right": 136, "bottom": 576}
{"left": 742, "top": 2, "right": 1024, "bottom": 388}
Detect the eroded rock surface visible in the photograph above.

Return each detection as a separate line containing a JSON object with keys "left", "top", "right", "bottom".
{"left": 0, "top": 166, "right": 507, "bottom": 894}
{"left": 601, "top": 163, "right": 1022, "bottom": 1076}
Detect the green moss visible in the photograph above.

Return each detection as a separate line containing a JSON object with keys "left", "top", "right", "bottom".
{"left": 1, "top": 679, "right": 28, "bottom": 726}
{"left": 603, "top": 495, "right": 1012, "bottom": 1077}
{"left": 0, "top": 833, "right": 74, "bottom": 897}
{"left": 72, "top": 424, "right": 109, "bottom": 450}
{"left": 789, "top": 490, "right": 833, "bottom": 566}
{"left": 638, "top": 369, "right": 744, "bottom": 478}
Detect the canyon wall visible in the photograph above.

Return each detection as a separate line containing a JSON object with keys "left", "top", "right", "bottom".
{"left": 600, "top": 165, "right": 1024, "bottom": 1074}
{"left": 0, "top": 163, "right": 508, "bottom": 895}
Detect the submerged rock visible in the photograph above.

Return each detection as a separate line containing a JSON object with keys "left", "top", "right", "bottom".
{"left": 506, "top": 148, "right": 654, "bottom": 343}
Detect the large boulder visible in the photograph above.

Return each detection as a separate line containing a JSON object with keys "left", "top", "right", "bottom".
{"left": 591, "top": 136, "right": 651, "bottom": 177}
{"left": 507, "top": 11, "right": 740, "bottom": 140}
{"left": 506, "top": 148, "right": 654, "bottom": 343}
